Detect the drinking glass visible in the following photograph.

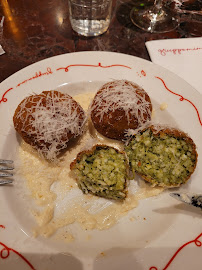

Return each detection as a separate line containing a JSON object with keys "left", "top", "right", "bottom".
{"left": 130, "top": 0, "right": 179, "bottom": 33}
{"left": 68, "top": 0, "right": 112, "bottom": 36}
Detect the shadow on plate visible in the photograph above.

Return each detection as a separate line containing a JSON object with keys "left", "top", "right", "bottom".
{"left": 0, "top": 252, "right": 83, "bottom": 270}
{"left": 153, "top": 202, "right": 202, "bottom": 218}
{"left": 93, "top": 245, "right": 202, "bottom": 270}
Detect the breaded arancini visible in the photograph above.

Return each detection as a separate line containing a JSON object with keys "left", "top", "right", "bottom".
{"left": 13, "top": 90, "right": 86, "bottom": 161}
{"left": 90, "top": 80, "right": 152, "bottom": 140}
{"left": 70, "top": 145, "right": 128, "bottom": 200}
{"left": 125, "top": 125, "right": 198, "bottom": 187}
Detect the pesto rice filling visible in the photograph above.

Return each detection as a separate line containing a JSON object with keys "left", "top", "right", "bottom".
{"left": 125, "top": 129, "right": 197, "bottom": 186}
{"left": 72, "top": 146, "right": 128, "bottom": 200}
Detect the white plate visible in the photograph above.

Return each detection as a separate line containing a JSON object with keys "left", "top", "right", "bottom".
{"left": 0, "top": 51, "right": 202, "bottom": 270}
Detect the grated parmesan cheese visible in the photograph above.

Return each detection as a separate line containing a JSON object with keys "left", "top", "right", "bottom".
{"left": 13, "top": 91, "right": 86, "bottom": 161}
{"left": 91, "top": 80, "right": 151, "bottom": 123}
{"left": 90, "top": 80, "right": 152, "bottom": 139}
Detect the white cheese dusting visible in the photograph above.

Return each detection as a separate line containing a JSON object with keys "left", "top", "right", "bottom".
{"left": 14, "top": 91, "right": 86, "bottom": 161}
{"left": 90, "top": 80, "right": 152, "bottom": 126}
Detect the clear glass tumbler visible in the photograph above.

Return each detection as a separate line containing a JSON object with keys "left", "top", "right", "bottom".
{"left": 68, "top": 0, "right": 112, "bottom": 37}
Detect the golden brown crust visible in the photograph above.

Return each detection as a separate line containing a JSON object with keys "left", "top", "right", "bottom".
{"left": 13, "top": 90, "right": 86, "bottom": 159}
{"left": 135, "top": 125, "right": 198, "bottom": 187}
{"left": 90, "top": 80, "right": 152, "bottom": 140}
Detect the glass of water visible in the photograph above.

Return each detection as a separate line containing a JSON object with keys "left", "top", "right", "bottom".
{"left": 68, "top": 0, "right": 113, "bottom": 37}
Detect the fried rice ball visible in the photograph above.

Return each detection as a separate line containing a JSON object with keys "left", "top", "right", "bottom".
{"left": 125, "top": 125, "right": 198, "bottom": 187}
{"left": 70, "top": 145, "right": 128, "bottom": 200}
{"left": 13, "top": 90, "right": 86, "bottom": 161}
{"left": 90, "top": 80, "right": 152, "bottom": 140}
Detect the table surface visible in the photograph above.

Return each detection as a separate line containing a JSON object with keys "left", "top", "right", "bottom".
{"left": 0, "top": 0, "right": 201, "bottom": 83}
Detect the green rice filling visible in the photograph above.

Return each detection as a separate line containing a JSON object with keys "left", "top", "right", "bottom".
{"left": 73, "top": 146, "right": 128, "bottom": 200}
{"left": 125, "top": 129, "right": 196, "bottom": 186}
